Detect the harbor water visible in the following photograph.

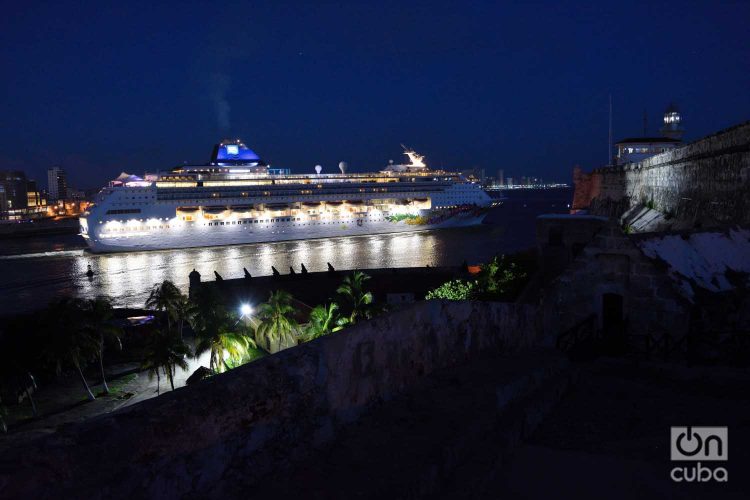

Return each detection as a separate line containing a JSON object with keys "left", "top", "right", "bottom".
{"left": 0, "top": 189, "right": 572, "bottom": 315}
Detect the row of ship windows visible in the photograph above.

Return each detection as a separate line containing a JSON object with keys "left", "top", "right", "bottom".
{"left": 208, "top": 218, "right": 297, "bottom": 225}
{"left": 156, "top": 188, "right": 438, "bottom": 200}
{"left": 107, "top": 199, "right": 471, "bottom": 211}
{"left": 102, "top": 219, "right": 386, "bottom": 232}
{"left": 206, "top": 218, "right": 384, "bottom": 226}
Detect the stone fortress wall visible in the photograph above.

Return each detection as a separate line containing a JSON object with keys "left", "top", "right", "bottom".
{"left": 574, "top": 121, "right": 750, "bottom": 230}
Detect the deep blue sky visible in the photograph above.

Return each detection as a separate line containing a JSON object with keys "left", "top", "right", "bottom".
{"left": 1, "top": 1, "right": 748, "bottom": 188}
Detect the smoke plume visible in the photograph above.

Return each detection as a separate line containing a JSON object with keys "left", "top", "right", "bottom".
{"left": 210, "top": 73, "right": 231, "bottom": 130}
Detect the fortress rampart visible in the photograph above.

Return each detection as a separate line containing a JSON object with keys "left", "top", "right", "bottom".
{"left": 573, "top": 121, "right": 750, "bottom": 229}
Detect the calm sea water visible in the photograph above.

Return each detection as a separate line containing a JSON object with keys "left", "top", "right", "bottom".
{"left": 0, "top": 189, "right": 572, "bottom": 315}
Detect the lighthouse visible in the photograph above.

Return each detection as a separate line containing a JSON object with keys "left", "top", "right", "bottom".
{"left": 660, "top": 103, "right": 684, "bottom": 140}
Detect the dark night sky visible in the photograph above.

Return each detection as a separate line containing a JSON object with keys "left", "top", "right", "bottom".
{"left": 1, "top": 1, "right": 748, "bottom": 189}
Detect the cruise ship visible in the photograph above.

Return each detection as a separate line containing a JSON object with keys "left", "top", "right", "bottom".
{"left": 80, "top": 140, "right": 494, "bottom": 253}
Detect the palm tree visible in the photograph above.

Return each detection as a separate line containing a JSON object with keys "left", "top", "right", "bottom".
{"left": 336, "top": 271, "right": 375, "bottom": 324}
{"left": 195, "top": 329, "right": 252, "bottom": 373}
{"left": 255, "top": 290, "right": 299, "bottom": 353}
{"left": 170, "top": 293, "right": 194, "bottom": 340}
{"left": 141, "top": 328, "right": 191, "bottom": 394}
{"left": 189, "top": 285, "right": 250, "bottom": 372}
{"left": 83, "top": 296, "right": 123, "bottom": 395}
{"left": 145, "top": 280, "right": 182, "bottom": 331}
{"left": 39, "top": 298, "right": 99, "bottom": 401}
{"left": 302, "top": 303, "right": 343, "bottom": 341}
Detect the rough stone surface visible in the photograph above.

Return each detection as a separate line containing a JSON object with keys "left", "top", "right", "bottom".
{"left": 0, "top": 300, "right": 537, "bottom": 499}
{"left": 541, "top": 221, "right": 690, "bottom": 345}
{"left": 574, "top": 122, "right": 750, "bottom": 231}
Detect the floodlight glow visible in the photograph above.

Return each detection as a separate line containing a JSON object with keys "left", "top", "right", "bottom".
{"left": 240, "top": 304, "right": 253, "bottom": 316}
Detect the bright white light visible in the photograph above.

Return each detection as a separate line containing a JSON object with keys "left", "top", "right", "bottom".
{"left": 403, "top": 147, "right": 426, "bottom": 168}
{"left": 240, "top": 304, "right": 253, "bottom": 316}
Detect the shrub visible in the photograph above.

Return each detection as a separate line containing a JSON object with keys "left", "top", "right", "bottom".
{"left": 425, "top": 280, "right": 477, "bottom": 300}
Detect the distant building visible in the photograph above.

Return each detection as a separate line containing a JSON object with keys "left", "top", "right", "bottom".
{"left": 615, "top": 103, "right": 684, "bottom": 164}
{"left": 26, "top": 179, "right": 46, "bottom": 212}
{"left": 497, "top": 169, "right": 504, "bottom": 186}
{"left": 460, "top": 167, "right": 486, "bottom": 183}
{"left": 0, "top": 170, "right": 28, "bottom": 213}
{"left": 0, "top": 185, "right": 6, "bottom": 219}
{"left": 615, "top": 137, "right": 681, "bottom": 164}
{"left": 47, "top": 166, "right": 68, "bottom": 201}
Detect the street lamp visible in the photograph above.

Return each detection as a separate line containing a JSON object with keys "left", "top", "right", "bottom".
{"left": 240, "top": 303, "right": 253, "bottom": 317}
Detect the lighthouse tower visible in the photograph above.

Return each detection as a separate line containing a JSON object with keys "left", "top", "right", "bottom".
{"left": 660, "top": 103, "right": 684, "bottom": 140}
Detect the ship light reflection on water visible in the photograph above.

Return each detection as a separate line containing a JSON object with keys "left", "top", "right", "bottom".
{"left": 0, "top": 188, "right": 575, "bottom": 315}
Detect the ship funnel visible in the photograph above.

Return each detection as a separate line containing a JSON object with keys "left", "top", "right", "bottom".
{"left": 338, "top": 161, "right": 348, "bottom": 174}
{"left": 315, "top": 165, "right": 322, "bottom": 175}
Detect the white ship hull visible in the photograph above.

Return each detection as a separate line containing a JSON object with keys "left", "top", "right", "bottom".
{"left": 83, "top": 211, "right": 488, "bottom": 253}
{"left": 82, "top": 140, "right": 495, "bottom": 253}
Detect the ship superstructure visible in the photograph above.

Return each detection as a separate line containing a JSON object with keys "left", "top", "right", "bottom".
{"left": 80, "top": 140, "right": 493, "bottom": 253}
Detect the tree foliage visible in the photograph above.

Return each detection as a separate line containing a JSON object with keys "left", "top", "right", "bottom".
{"left": 425, "top": 279, "right": 477, "bottom": 300}
{"left": 255, "top": 290, "right": 299, "bottom": 353}
{"left": 141, "top": 328, "right": 191, "bottom": 393}
{"left": 82, "top": 296, "right": 122, "bottom": 394}
{"left": 190, "top": 286, "right": 251, "bottom": 372}
{"left": 474, "top": 255, "right": 527, "bottom": 300}
{"left": 145, "top": 280, "right": 186, "bottom": 333}
{"left": 38, "top": 298, "right": 99, "bottom": 400}
{"left": 426, "top": 256, "right": 528, "bottom": 301}
{"left": 336, "top": 271, "right": 376, "bottom": 324}
{"left": 302, "top": 303, "right": 343, "bottom": 341}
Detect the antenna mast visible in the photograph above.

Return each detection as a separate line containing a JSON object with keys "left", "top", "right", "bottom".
{"left": 608, "top": 94, "right": 613, "bottom": 166}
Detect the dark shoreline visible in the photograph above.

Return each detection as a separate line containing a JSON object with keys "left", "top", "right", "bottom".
{"left": 0, "top": 217, "right": 80, "bottom": 239}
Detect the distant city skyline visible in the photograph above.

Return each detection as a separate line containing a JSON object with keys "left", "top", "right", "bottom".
{"left": 1, "top": 2, "right": 748, "bottom": 189}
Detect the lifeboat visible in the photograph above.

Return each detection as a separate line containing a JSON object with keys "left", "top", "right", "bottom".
{"left": 325, "top": 201, "right": 343, "bottom": 206}
{"left": 176, "top": 206, "right": 201, "bottom": 213}
{"left": 266, "top": 203, "right": 290, "bottom": 210}
{"left": 414, "top": 198, "right": 429, "bottom": 202}
{"left": 229, "top": 204, "right": 254, "bottom": 211}
{"left": 346, "top": 200, "right": 364, "bottom": 205}
{"left": 203, "top": 206, "right": 227, "bottom": 214}
{"left": 302, "top": 201, "right": 320, "bottom": 206}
